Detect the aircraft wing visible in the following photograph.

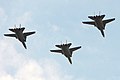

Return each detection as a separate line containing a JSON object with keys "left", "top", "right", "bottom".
{"left": 50, "top": 50, "right": 63, "bottom": 54}
{"left": 103, "top": 18, "right": 115, "bottom": 26}
{"left": 82, "top": 21, "right": 96, "bottom": 26}
{"left": 23, "top": 31, "right": 35, "bottom": 37}
{"left": 70, "top": 46, "right": 81, "bottom": 52}
{"left": 4, "top": 34, "right": 17, "bottom": 38}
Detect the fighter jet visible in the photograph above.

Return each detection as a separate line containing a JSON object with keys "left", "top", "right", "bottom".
{"left": 4, "top": 24, "right": 35, "bottom": 49}
{"left": 50, "top": 42, "right": 81, "bottom": 64}
{"left": 82, "top": 14, "right": 115, "bottom": 37}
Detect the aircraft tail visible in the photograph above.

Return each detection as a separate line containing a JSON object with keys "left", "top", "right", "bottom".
{"left": 100, "top": 30, "right": 105, "bottom": 37}
{"left": 22, "top": 42, "right": 27, "bottom": 49}
{"left": 88, "top": 16, "right": 95, "bottom": 20}
{"left": 68, "top": 57, "right": 72, "bottom": 64}
{"left": 100, "top": 15, "right": 105, "bottom": 19}
{"left": 55, "top": 45, "right": 62, "bottom": 48}
{"left": 55, "top": 43, "right": 72, "bottom": 48}
{"left": 9, "top": 29, "right": 15, "bottom": 32}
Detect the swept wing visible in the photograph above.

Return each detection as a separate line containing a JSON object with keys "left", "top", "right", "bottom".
{"left": 88, "top": 16, "right": 96, "bottom": 20}
{"left": 70, "top": 46, "right": 81, "bottom": 52}
{"left": 23, "top": 31, "right": 35, "bottom": 37}
{"left": 23, "top": 32, "right": 35, "bottom": 41}
{"left": 4, "top": 34, "right": 16, "bottom": 38}
{"left": 82, "top": 21, "right": 96, "bottom": 26}
{"left": 50, "top": 50, "right": 62, "bottom": 54}
{"left": 103, "top": 18, "right": 115, "bottom": 26}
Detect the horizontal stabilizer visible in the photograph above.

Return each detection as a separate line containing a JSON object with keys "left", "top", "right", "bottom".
{"left": 55, "top": 43, "right": 72, "bottom": 48}
{"left": 55, "top": 45, "right": 62, "bottom": 48}
{"left": 9, "top": 29, "right": 15, "bottom": 32}
{"left": 63, "top": 43, "right": 72, "bottom": 47}
{"left": 67, "top": 43, "right": 72, "bottom": 47}
{"left": 20, "top": 27, "right": 25, "bottom": 32}
{"left": 9, "top": 27, "right": 25, "bottom": 32}
{"left": 88, "top": 15, "right": 105, "bottom": 20}
{"left": 88, "top": 16, "right": 96, "bottom": 20}
{"left": 100, "top": 15, "right": 105, "bottom": 19}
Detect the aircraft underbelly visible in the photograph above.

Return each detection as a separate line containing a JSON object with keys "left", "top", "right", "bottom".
{"left": 62, "top": 48, "right": 71, "bottom": 57}
{"left": 96, "top": 21, "right": 104, "bottom": 30}
{"left": 17, "top": 33, "right": 25, "bottom": 42}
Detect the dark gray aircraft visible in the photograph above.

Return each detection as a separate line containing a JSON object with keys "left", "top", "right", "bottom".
{"left": 82, "top": 14, "right": 115, "bottom": 37}
{"left": 4, "top": 24, "right": 35, "bottom": 49}
{"left": 50, "top": 42, "right": 81, "bottom": 64}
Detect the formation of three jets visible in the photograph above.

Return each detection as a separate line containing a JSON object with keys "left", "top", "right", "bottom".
{"left": 4, "top": 14, "right": 115, "bottom": 64}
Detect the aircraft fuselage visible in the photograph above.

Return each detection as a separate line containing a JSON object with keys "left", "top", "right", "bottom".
{"left": 61, "top": 46, "right": 72, "bottom": 58}
{"left": 94, "top": 18, "right": 104, "bottom": 30}
{"left": 14, "top": 30, "right": 25, "bottom": 42}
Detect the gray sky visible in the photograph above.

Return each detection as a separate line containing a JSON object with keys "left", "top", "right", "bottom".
{"left": 0, "top": 0, "right": 119, "bottom": 80}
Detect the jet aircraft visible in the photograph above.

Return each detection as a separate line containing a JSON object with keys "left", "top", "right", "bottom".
{"left": 82, "top": 14, "right": 115, "bottom": 37}
{"left": 4, "top": 24, "right": 35, "bottom": 49}
{"left": 50, "top": 42, "right": 81, "bottom": 64}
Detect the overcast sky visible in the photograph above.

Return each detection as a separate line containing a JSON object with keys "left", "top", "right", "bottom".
{"left": 0, "top": 0, "right": 119, "bottom": 80}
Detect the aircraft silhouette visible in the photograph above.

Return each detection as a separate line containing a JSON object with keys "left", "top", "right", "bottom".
{"left": 4, "top": 24, "right": 35, "bottom": 49}
{"left": 82, "top": 14, "right": 115, "bottom": 37}
{"left": 50, "top": 42, "right": 81, "bottom": 64}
